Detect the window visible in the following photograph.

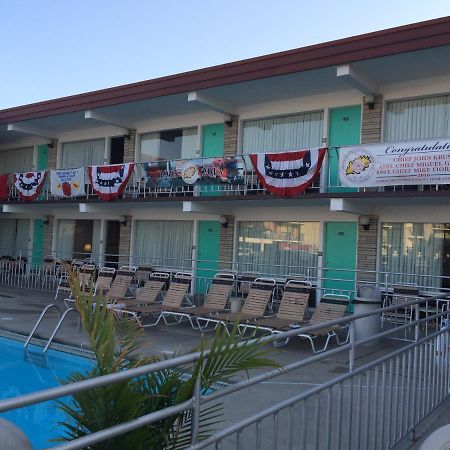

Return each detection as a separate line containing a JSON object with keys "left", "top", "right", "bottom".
{"left": 61, "top": 139, "right": 105, "bottom": 168}
{"left": 381, "top": 223, "right": 450, "bottom": 289}
{"left": 384, "top": 95, "right": 450, "bottom": 142}
{"left": 237, "top": 221, "right": 320, "bottom": 277}
{"left": 140, "top": 128, "right": 197, "bottom": 161}
{"left": 242, "top": 111, "right": 323, "bottom": 154}
{"left": 132, "top": 221, "right": 193, "bottom": 268}
{"left": 0, "top": 147, "right": 34, "bottom": 173}
{"left": 56, "top": 219, "right": 101, "bottom": 260}
{"left": 0, "top": 219, "right": 30, "bottom": 257}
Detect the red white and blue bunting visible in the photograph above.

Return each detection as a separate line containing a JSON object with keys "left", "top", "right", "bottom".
{"left": 87, "top": 163, "right": 135, "bottom": 201}
{"left": 0, "top": 174, "right": 9, "bottom": 201}
{"left": 14, "top": 171, "right": 48, "bottom": 201}
{"left": 249, "top": 148, "right": 326, "bottom": 197}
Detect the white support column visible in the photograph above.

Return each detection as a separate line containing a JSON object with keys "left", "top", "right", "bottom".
{"left": 98, "top": 219, "right": 106, "bottom": 267}
{"left": 104, "top": 136, "right": 111, "bottom": 164}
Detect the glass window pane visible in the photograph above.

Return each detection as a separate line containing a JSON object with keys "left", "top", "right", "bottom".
{"left": 61, "top": 139, "right": 105, "bottom": 168}
{"left": 0, "top": 147, "right": 34, "bottom": 173}
{"left": 132, "top": 220, "right": 193, "bottom": 269}
{"left": 140, "top": 127, "right": 198, "bottom": 161}
{"left": 242, "top": 111, "right": 324, "bottom": 154}
{"left": 237, "top": 221, "right": 319, "bottom": 277}
{"left": 381, "top": 222, "right": 448, "bottom": 289}
{"left": 384, "top": 95, "right": 450, "bottom": 141}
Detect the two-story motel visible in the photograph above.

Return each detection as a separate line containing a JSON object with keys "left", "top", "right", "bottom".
{"left": 1, "top": 17, "right": 450, "bottom": 297}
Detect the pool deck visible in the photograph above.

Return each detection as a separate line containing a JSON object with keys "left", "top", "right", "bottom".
{"left": 1, "top": 286, "right": 449, "bottom": 449}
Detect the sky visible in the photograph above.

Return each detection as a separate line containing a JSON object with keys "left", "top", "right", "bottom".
{"left": 0, "top": 0, "right": 449, "bottom": 109}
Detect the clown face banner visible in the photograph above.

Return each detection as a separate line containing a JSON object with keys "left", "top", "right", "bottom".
{"left": 14, "top": 171, "right": 48, "bottom": 201}
{"left": 249, "top": 148, "right": 326, "bottom": 197}
{"left": 87, "top": 163, "right": 134, "bottom": 201}
{"left": 50, "top": 168, "right": 86, "bottom": 198}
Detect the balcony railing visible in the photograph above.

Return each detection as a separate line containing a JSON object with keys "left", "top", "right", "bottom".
{"left": 2, "top": 149, "right": 450, "bottom": 204}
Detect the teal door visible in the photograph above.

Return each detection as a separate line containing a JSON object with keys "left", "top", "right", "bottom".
{"left": 32, "top": 219, "right": 45, "bottom": 264}
{"left": 196, "top": 221, "right": 220, "bottom": 294}
{"left": 201, "top": 123, "right": 224, "bottom": 196}
{"left": 328, "top": 106, "right": 361, "bottom": 192}
{"left": 32, "top": 144, "right": 49, "bottom": 264}
{"left": 323, "top": 222, "right": 357, "bottom": 299}
{"left": 202, "top": 123, "right": 224, "bottom": 157}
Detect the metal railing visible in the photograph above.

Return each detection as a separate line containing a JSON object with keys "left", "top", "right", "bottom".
{"left": 0, "top": 295, "right": 449, "bottom": 449}
{"left": 3, "top": 149, "right": 450, "bottom": 205}
{"left": 2, "top": 251, "right": 450, "bottom": 303}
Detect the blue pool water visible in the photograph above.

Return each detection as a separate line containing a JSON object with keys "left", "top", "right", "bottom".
{"left": 0, "top": 337, "right": 93, "bottom": 449}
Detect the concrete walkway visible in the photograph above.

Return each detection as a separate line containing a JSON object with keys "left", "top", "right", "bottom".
{"left": 0, "top": 287, "right": 449, "bottom": 449}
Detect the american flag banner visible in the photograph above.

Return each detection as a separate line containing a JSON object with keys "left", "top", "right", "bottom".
{"left": 249, "top": 148, "right": 326, "bottom": 197}
{"left": 87, "top": 163, "right": 135, "bottom": 201}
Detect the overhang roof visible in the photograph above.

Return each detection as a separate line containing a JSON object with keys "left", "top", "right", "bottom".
{"left": 1, "top": 16, "right": 450, "bottom": 124}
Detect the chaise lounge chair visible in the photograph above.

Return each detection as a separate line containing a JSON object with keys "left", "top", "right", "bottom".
{"left": 162, "top": 272, "right": 236, "bottom": 328}
{"left": 238, "top": 279, "right": 311, "bottom": 343}
{"left": 196, "top": 278, "right": 276, "bottom": 333}
{"left": 117, "top": 273, "right": 192, "bottom": 327}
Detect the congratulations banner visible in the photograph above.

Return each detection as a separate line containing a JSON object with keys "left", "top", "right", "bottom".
{"left": 144, "top": 157, "right": 245, "bottom": 188}
{"left": 339, "top": 139, "right": 450, "bottom": 187}
{"left": 50, "top": 168, "right": 85, "bottom": 198}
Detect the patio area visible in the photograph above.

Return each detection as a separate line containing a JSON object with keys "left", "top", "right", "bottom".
{"left": 1, "top": 286, "right": 450, "bottom": 449}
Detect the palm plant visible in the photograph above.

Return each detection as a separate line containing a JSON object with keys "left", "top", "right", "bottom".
{"left": 55, "top": 269, "right": 279, "bottom": 449}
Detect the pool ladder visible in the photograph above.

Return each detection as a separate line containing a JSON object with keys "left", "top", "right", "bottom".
{"left": 24, "top": 304, "right": 78, "bottom": 353}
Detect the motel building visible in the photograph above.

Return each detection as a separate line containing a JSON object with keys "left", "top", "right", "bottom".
{"left": 0, "top": 16, "right": 450, "bottom": 300}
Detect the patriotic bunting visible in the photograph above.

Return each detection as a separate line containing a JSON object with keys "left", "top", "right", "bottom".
{"left": 249, "top": 148, "right": 326, "bottom": 197}
{"left": 87, "top": 163, "right": 134, "bottom": 201}
{"left": 14, "top": 171, "right": 48, "bottom": 201}
{"left": 0, "top": 174, "right": 8, "bottom": 201}
{"left": 50, "top": 168, "right": 86, "bottom": 198}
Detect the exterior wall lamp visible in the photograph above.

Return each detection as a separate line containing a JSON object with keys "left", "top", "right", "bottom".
{"left": 220, "top": 215, "right": 228, "bottom": 229}
{"left": 42, "top": 215, "right": 50, "bottom": 225}
{"left": 119, "top": 215, "right": 128, "bottom": 227}
{"left": 363, "top": 94, "right": 375, "bottom": 110}
{"left": 359, "top": 215, "right": 370, "bottom": 231}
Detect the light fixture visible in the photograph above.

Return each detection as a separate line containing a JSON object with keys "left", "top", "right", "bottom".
{"left": 363, "top": 94, "right": 375, "bottom": 110}
{"left": 83, "top": 243, "right": 92, "bottom": 253}
{"left": 220, "top": 215, "right": 228, "bottom": 229}
{"left": 359, "top": 215, "right": 371, "bottom": 231}
{"left": 119, "top": 215, "right": 127, "bottom": 227}
{"left": 42, "top": 215, "right": 49, "bottom": 225}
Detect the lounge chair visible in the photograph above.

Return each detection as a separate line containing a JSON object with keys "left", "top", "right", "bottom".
{"left": 196, "top": 278, "right": 276, "bottom": 332}
{"left": 135, "top": 265, "right": 153, "bottom": 287}
{"left": 238, "top": 280, "right": 311, "bottom": 342}
{"left": 113, "top": 272, "right": 170, "bottom": 308}
{"left": 118, "top": 273, "right": 192, "bottom": 327}
{"left": 107, "top": 266, "right": 137, "bottom": 301}
{"left": 382, "top": 285, "right": 419, "bottom": 325}
{"left": 162, "top": 272, "right": 236, "bottom": 328}
{"left": 295, "top": 294, "right": 350, "bottom": 353}
{"left": 78, "top": 264, "right": 96, "bottom": 293}
{"left": 94, "top": 267, "right": 116, "bottom": 296}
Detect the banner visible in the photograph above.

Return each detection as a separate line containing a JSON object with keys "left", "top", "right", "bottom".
{"left": 339, "top": 139, "right": 450, "bottom": 187}
{"left": 14, "top": 171, "right": 48, "bottom": 201}
{"left": 144, "top": 157, "right": 245, "bottom": 188}
{"left": 0, "top": 174, "right": 8, "bottom": 201}
{"left": 50, "top": 168, "right": 85, "bottom": 198}
{"left": 88, "top": 163, "right": 134, "bottom": 201}
{"left": 249, "top": 148, "right": 326, "bottom": 197}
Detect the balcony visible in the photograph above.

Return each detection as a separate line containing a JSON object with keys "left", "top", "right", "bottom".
{"left": 1, "top": 149, "right": 449, "bottom": 205}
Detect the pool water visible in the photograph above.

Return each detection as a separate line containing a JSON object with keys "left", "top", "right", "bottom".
{"left": 0, "top": 336, "right": 93, "bottom": 449}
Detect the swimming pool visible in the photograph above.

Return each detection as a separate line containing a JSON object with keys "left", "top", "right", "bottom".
{"left": 0, "top": 336, "right": 93, "bottom": 449}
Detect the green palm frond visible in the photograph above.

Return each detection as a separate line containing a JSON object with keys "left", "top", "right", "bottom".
{"left": 56, "top": 267, "right": 279, "bottom": 449}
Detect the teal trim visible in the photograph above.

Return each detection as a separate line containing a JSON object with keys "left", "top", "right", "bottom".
{"left": 328, "top": 106, "right": 361, "bottom": 193}
{"left": 196, "top": 221, "right": 220, "bottom": 294}
{"left": 32, "top": 219, "right": 44, "bottom": 264}
{"left": 323, "top": 222, "right": 357, "bottom": 304}
{"left": 201, "top": 124, "right": 224, "bottom": 196}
